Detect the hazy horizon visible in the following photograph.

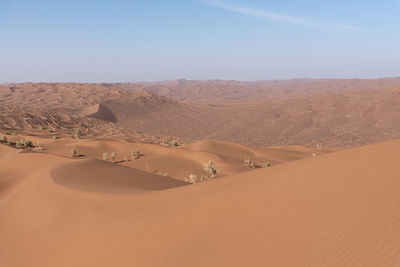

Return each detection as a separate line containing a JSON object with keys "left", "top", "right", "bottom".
{"left": 1, "top": 0, "right": 399, "bottom": 82}
{"left": 3, "top": 75, "right": 400, "bottom": 84}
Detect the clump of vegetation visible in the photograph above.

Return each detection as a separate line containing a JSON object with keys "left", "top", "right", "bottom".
{"left": 40, "top": 126, "right": 46, "bottom": 130}
{"left": 204, "top": 161, "right": 217, "bottom": 179}
{"left": 23, "top": 139, "right": 33, "bottom": 147}
{"left": 16, "top": 139, "right": 33, "bottom": 148}
{"left": 170, "top": 140, "right": 179, "bottom": 147}
{"left": 11, "top": 132, "right": 17, "bottom": 136}
{"left": 74, "top": 129, "right": 82, "bottom": 139}
{"left": 102, "top": 152, "right": 109, "bottom": 161}
{"left": 47, "top": 128, "right": 53, "bottom": 133}
{"left": 0, "top": 135, "right": 7, "bottom": 143}
{"left": 187, "top": 174, "right": 198, "bottom": 184}
{"left": 70, "top": 148, "right": 77, "bottom": 157}
{"left": 130, "top": 150, "right": 140, "bottom": 160}
{"left": 110, "top": 152, "right": 116, "bottom": 163}
{"left": 161, "top": 141, "right": 170, "bottom": 147}
{"left": 263, "top": 162, "right": 271, "bottom": 168}
{"left": 3, "top": 131, "right": 11, "bottom": 136}
{"left": 52, "top": 135, "right": 60, "bottom": 141}
{"left": 244, "top": 157, "right": 256, "bottom": 168}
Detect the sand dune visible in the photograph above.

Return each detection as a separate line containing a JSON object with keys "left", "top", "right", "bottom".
{"left": 51, "top": 159, "right": 188, "bottom": 194}
{"left": 1, "top": 139, "right": 400, "bottom": 266}
{"left": 80, "top": 103, "right": 117, "bottom": 123}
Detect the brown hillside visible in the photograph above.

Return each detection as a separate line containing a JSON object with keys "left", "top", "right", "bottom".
{"left": 3, "top": 79, "right": 400, "bottom": 147}
{"left": 115, "top": 77, "right": 400, "bottom": 103}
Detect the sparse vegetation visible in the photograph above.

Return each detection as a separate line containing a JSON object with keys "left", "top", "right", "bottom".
{"left": 185, "top": 174, "right": 208, "bottom": 184}
{"left": 70, "top": 148, "right": 77, "bottom": 157}
{"left": 110, "top": 152, "right": 116, "bottom": 163}
{"left": 15, "top": 139, "right": 33, "bottom": 148}
{"left": 52, "top": 135, "right": 60, "bottom": 141}
{"left": 47, "top": 128, "right": 53, "bottom": 133}
{"left": 204, "top": 161, "right": 217, "bottom": 179}
{"left": 244, "top": 157, "right": 256, "bottom": 168}
{"left": 263, "top": 162, "right": 271, "bottom": 168}
{"left": 102, "top": 152, "right": 109, "bottom": 161}
{"left": 131, "top": 150, "right": 140, "bottom": 160}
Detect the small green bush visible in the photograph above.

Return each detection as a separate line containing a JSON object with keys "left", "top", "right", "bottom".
{"left": 23, "top": 139, "right": 33, "bottom": 147}
{"left": 204, "top": 161, "right": 217, "bottom": 179}
{"left": 170, "top": 140, "right": 179, "bottom": 147}
{"left": 244, "top": 157, "right": 256, "bottom": 168}
{"left": 130, "top": 150, "right": 140, "bottom": 160}
{"left": 263, "top": 162, "right": 271, "bottom": 168}
{"left": 15, "top": 139, "right": 33, "bottom": 148}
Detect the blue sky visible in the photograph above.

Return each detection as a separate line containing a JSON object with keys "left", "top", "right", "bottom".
{"left": 0, "top": 0, "right": 399, "bottom": 82}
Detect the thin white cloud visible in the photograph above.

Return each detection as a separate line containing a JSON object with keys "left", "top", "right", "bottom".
{"left": 204, "top": 0, "right": 359, "bottom": 31}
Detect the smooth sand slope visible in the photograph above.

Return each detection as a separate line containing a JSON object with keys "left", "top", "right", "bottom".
{"left": 1, "top": 140, "right": 400, "bottom": 266}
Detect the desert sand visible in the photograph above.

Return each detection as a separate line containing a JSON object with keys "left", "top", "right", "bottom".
{"left": 1, "top": 133, "right": 400, "bottom": 266}
{"left": 1, "top": 79, "right": 400, "bottom": 266}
